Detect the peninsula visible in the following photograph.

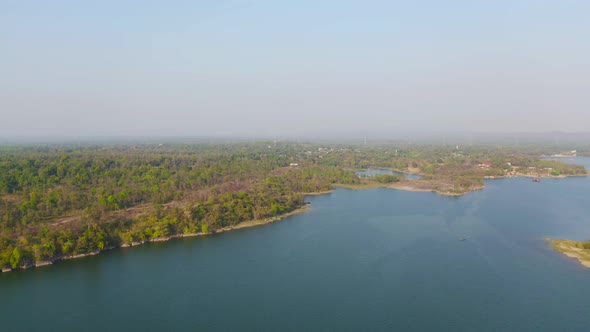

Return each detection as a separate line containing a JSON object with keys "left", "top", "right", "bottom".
{"left": 547, "top": 239, "right": 590, "bottom": 269}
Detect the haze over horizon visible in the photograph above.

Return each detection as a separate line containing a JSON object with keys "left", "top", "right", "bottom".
{"left": 1, "top": 1, "right": 589, "bottom": 138}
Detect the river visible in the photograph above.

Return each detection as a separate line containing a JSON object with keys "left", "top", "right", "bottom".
{"left": 1, "top": 159, "right": 590, "bottom": 331}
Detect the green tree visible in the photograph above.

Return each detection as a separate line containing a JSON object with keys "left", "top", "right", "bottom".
{"left": 9, "top": 247, "right": 21, "bottom": 269}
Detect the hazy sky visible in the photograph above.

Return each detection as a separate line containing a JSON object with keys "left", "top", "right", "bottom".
{"left": 1, "top": 0, "right": 589, "bottom": 137}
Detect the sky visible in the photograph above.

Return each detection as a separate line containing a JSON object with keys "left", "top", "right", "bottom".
{"left": 1, "top": 0, "right": 589, "bottom": 138}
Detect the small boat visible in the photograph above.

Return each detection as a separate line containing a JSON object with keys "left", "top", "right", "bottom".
{"left": 533, "top": 178, "right": 541, "bottom": 182}
{"left": 458, "top": 237, "right": 466, "bottom": 241}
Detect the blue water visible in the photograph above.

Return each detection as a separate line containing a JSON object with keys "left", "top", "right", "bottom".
{"left": 1, "top": 159, "right": 590, "bottom": 331}
{"left": 357, "top": 168, "right": 422, "bottom": 179}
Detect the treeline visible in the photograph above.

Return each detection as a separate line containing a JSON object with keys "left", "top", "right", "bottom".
{"left": 0, "top": 183, "right": 304, "bottom": 268}
{"left": 372, "top": 174, "right": 400, "bottom": 183}
{"left": 0, "top": 144, "right": 360, "bottom": 269}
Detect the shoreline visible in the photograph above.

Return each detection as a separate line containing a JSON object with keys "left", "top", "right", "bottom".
{"left": 335, "top": 166, "right": 586, "bottom": 197}
{"left": 2, "top": 203, "right": 314, "bottom": 273}
{"left": 335, "top": 180, "right": 485, "bottom": 197}
{"left": 486, "top": 173, "right": 588, "bottom": 180}
{"left": 339, "top": 170, "right": 587, "bottom": 196}
{"left": 354, "top": 165, "right": 587, "bottom": 197}
{"left": 387, "top": 182, "right": 486, "bottom": 196}
{"left": 547, "top": 239, "right": 590, "bottom": 269}
{"left": 301, "top": 190, "right": 335, "bottom": 196}
{"left": 5, "top": 173, "right": 588, "bottom": 273}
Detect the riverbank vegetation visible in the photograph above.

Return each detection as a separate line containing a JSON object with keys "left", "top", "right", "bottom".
{"left": 547, "top": 239, "right": 590, "bottom": 268}
{"left": 0, "top": 143, "right": 360, "bottom": 270}
{"left": 0, "top": 142, "right": 586, "bottom": 271}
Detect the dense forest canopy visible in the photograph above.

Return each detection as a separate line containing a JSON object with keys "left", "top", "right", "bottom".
{"left": 0, "top": 142, "right": 586, "bottom": 270}
{"left": 0, "top": 143, "right": 359, "bottom": 269}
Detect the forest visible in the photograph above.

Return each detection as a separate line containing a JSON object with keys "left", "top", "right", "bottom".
{"left": 0, "top": 143, "right": 359, "bottom": 270}
{"left": 0, "top": 142, "right": 586, "bottom": 270}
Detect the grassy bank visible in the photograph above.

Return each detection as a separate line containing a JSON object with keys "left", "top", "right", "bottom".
{"left": 547, "top": 239, "right": 590, "bottom": 269}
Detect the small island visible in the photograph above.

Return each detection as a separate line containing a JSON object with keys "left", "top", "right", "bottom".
{"left": 547, "top": 239, "right": 590, "bottom": 269}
